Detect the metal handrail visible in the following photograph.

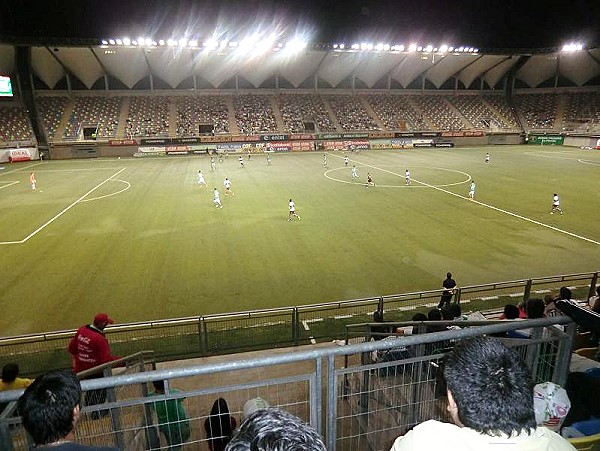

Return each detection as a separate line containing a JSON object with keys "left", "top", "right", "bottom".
{"left": 76, "top": 350, "right": 155, "bottom": 379}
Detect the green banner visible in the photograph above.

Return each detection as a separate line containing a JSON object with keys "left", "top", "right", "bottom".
{"left": 528, "top": 135, "right": 564, "bottom": 145}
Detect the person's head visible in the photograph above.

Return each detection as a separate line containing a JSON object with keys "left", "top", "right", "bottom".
{"left": 93, "top": 312, "right": 113, "bottom": 330}
{"left": 225, "top": 408, "right": 326, "bottom": 451}
{"left": 2, "top": 363, "right": 19, "bottom": 383}
{"left": 441, "top": 306, "right": 454, "bottom": 320}
{"left": 446, "top": 272, "right": 452, "bottom": 279}
{"left": 443, "top": 337, "right": 536, "bottom": 437}
{"left": 447, "top": 303, "right": 462, "bottom": 319}
{"left": 372, "top": 310, "right": 383, "bottom": 323}
{"left": 427, "top": 309, "right": 442, "bottom": 321}
{"left": 289, "top": 199, "right": 292, "bottom": 202}
{"left": 17, "top": 370, "right": 82, "bottom": 446}
{"left": 207, "top": 398, "right": 234, "bottom": 445}
{"left": 503, "top": 304, "right": 520, "bottom": 320}
{"left": 559, "top": 287, "right": 572, "bottom": 300}
{"left": 526, "top": 298, "right": 545, "bottom": 319}
{"left": 152, "top": 380, "right": 165, "bottom": 393}
{"left": 412, "top": 313, "right": 427, "bottom": 322}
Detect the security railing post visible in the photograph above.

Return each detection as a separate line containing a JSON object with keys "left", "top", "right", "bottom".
{"left": 327, "top": 354, "right": 337, "bottom": 451}
{"left": 292, "top": 308, "right": 299, "bottom": 345}
{"left": 588, "top": 272, "right": 598, "bottom": 300}
{"left": 523, "top": 279, "right": 533, "bottom": 304}
{"left": 553, "top": 321, "right": 575, "bottom": 386}
{"left": 200, "top": 317, "right": 208, "bottom": 356}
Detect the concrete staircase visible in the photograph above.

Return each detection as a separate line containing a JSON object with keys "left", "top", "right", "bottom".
{"left": 270, "top": 95, "right": 286, "bottom": 131}
{"left": 554, "top": 94, "right": 569, "bottom": 131}
{"left": 115, "top": 96, "right": 131, "bottom": 139}
{"left": 223, "top": 95, "right": 240, "bottom": 134}
{"left": 56, "top": 98, "right": 76, "bottom": 140}
{"left": 358, "top": 95, "right": 385, "bottom": 130}
{"left": 168, "top": 98, "right": 178, "bottom": 137}
{"left": 319, "top": 95, "right": 343, "bottom": 132}
{"left": 443, "top": 97, "right": 473, "bottom": 128}
{"left": 405, "top": 97, "right": 436, "bottom": 130}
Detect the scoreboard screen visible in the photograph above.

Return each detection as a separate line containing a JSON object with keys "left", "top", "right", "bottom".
{"left": 0, "top": 76, "right": 13, "bottom": 97}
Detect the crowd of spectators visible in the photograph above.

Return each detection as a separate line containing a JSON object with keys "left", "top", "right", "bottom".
{"left": 411, "top": 95, "right": 466, "bottom": 131}
{"left": 63, "top": 96, "right": 122, "bottom": 140}
{"left": 175, "top": 96, "right": 230, "bottom": 136}
{"left": 513, "top": 93, "right": 559, "bottom": 130}
{"left": 482, "top": 95, "right": 521, "bottom": 129}
{"left": 448, "top": 95, "right": 519, "bottom": 130}
{"left": 233, "top": 95, "right": 278, "bottom": 134}
{"left": 562, "top": 92, "right": 600, "bottom": 132}
{"left": 365, "top": 94, "right": 429, "bottom": 131}
{"left": 278, "top": 94, "right": 337, "bottom": 133}
{"left": 36, "top": 96, "right": 68, "bottom": 141}
{"left": 125, "top": 96, "right": 170, "bottom": 137}
{"left": 326, "top": 95, "right": 381, "bottom": 131}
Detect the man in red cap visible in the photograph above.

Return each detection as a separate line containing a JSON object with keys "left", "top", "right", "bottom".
{"left": 68, "top": 313, "right": 120, "bottom": 413}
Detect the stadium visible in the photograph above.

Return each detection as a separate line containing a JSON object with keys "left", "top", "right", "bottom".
{"left": 0, "top": 4, "right": 599, "bottom": 450}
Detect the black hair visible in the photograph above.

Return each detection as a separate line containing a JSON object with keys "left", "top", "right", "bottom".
{"left": 206, "top": 398, "right": 235, "bottom": 450}
{"left": 559, "top": 287, "right": 572, "bottom": 300}
{"left": 503, "top": 304, "right": 520, "bottom": 320}
{"left": 2, "top": 363, "right": 19, "bottom": 383}
{"left": 411, "top": 313, "right": 427, "bottom": 322}
{"left": 443, "top": 337, "right": 536, "bottom": 437}
{"left": 526, "top": 298, "right": 545, "bottom": 319}
{"left": 152, "top": 380, "right": 165, "bottom": 392}
{"left": 441, "top": 306, "right": 454, "bottom": 320}
{"left": 17, "top": 370, "right": 81, "bottom": 445}
{"left": 447, "top": 303, "right": 462, "bottom": 319}
{"left": 427, "top": 309, "right": 442, "bottom": 321}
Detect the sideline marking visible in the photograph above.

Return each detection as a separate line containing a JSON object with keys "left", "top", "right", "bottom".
{"left": 0, "top": 162, "right": 43, "bottom": 177}
{"left": 0, "top": 181, "right": 20, "bottom": 190}
{"left": 331, "top": 154, "right": 600, "bottom": 246}
{"left": 578, "top": 159, "right": 600, "bottom": 167}
{"left": 0, "top": 167, "right": 127, "bottom": 245}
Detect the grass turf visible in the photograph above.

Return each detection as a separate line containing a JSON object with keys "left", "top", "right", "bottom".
{"left": 1, "top": 145, "right": 598, "bottom": 337}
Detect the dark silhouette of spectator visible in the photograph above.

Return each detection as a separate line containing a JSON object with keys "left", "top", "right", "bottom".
{"left": 426, "top": 309, "right": 447, "bottom": 333}
{"left": 371, "top": 310, "right": 387, "bottom": 340}
{"left": 411, "top": 313, "right": 428, "bottom": 335}
{"left": 148, "top": 380, "right": 191, "bottom": 451}
{"left": 438, "top": 272, "right": 457, "bottom": 309}
{"left": 0, "top": 363, "right": 33, "bottom": 392}
{"left": 17, "top": 370, "right": 118, "bottom": 450}
{"left": 225, "top": 407, "right": 326, "bottom": 451}
{"left": 204, "top": 398, "right": 237, "bottom": 451}
{"left": 562, "top": 371, "right": 600, "bottom": 436}
{"left": 527, "top": 298, "right": 546, "bottom": 319}
{"left": 501, "top": 304, "right": 521, "bottom": 320}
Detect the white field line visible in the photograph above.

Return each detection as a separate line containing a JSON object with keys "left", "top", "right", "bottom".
{"left": 80, "top": 179, "right": 131, "bottom": 202}
{"left": 0, "top": 181, "right": 20, "bottom": 190}
{"left": 0, "top": 167, "right": 126, "bottom": 245}
{"left": 332, "top": 154, "right": 600, "bottom": 246}
{"left": 481, "top": 296, "right": 499, "bottom": 300}
{"left": 578, "top": 159, "right": 600, "bottom": 167}
{"left": 0, "top": 162, "right": 43, "bottom": 176}
{"left": 334, "top": 314, "right": 353, "bottom": 319}
{"left": 301, "top": 320, "right": 317, "bottom": 344}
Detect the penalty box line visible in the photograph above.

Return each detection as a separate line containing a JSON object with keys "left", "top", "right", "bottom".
{"left": 0, "top": 167, "right": 127, "bottom": 245}
{"left": 332, "top": 153, "right": 600, "bottom": 247}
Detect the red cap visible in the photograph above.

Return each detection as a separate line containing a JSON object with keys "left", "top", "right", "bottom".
{"left": 94, "top": 313, "right": 114, "bottom": 325}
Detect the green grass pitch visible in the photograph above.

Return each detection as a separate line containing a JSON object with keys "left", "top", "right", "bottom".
{"left": 1, "top": 145, "right": 598, "bottom": 336}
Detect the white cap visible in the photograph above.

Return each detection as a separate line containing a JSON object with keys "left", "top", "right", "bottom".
{"left": 243, "top": 397, "right": 270, "bottom": 419}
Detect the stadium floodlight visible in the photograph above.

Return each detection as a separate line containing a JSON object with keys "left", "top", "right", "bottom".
{"left": 144, "top": 38, "right": 152, "bottom": 46}
{"left": 138, "top": 37, "right": 146, "bottom": 46}
{"left": 116, "top": 39, "right": 123, "bottom": 45}
{"left": 188, "top": 40, "right": 198, "bottom": 47}
{"left": 473, "top": 48, "right": 479, "bottom": 53}
{"left": 167, "top": 39, "right": 175, "bottom": 46}
{"left": 179, "top": 38, "right": 188, "bottom": 47}
{"left": 408, "top": 43, "right": 417, "bottom": 52}
{"left": 339, "top": 43, "right": 345, "bottom": 49}
{"left": 360, "top": 43, "right": 368, "bottom": 50}
{"left": 439, "top": 44, "right": 448, "bottom": 53}
{"left": 576, "top": 43, "right": 583, "bottom": 50}
{"left": 417, "top": 46, "right": 423, "bottom": 51}
{"left": 101, "top": 39, "right": 109, "bottom": 45}
{"left": 131, "top": 40, "right": 138, "bottom": 45}
{"left": 425, "top": 45, "right": 433, "bottom": 52}
{"left": 333, "top": 43, "right": 339, "bottom": 49}
{"left": 158, "top": 40, "right": 165, "bottom": 46}
{"left": 383, "top": 44, "right": 390, "bottom": 51}
{"left": 458, "top": 46, "right": 464, "bottom": 52}
{"left": 109, "top": 39, "right": 116, "bottom": 45}
{"left": 203, "top": 38, "right": 218, "bottom": 50}
{"left": 229, "top": 41, "right": 238, "bottom": 47}
{"left": 122, "top": 37, "right": 131, "bottom": 46}
{"left": 397, "top": 44, "right": 405, "bottom": 51}
{"left": 351, "top": 43, "right": 360, "bottom": 50}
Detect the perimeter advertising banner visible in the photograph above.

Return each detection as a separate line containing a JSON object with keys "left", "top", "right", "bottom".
{"left": 528, "top": 135, "right": 564, "bottom": 145}
{"left": 8, "top": 148, "right": 33, "bottom": 162}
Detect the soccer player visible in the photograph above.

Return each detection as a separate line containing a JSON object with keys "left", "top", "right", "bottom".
{"left": 239, "top": 156, "right": 245, "bottom": 168}
{"left": 213, "top": 188, "right": 223, "bottom": 208}
{"left": 405, "top": 169, "right": 411, "bottom": 186}
{"left": 266, "top": 152, "right": 272, "bottom": 165}
{"left": 197, "top": 170, "right": 207, "bottom": 188}
{"left": 351, "top": 165, "right": 359, "bottom": 180}
{"left": 365, "top": 173, "right": 375, "bottom": 188}
{"left": 210, "top": 156, "right": 216, "bottom": 172}
{"left": 224, "top": 177, "right": 234, "bottom": 196}
{"left": 29, "top": 172, "right": 36, "bottom": 191}
{"left": 551, "top": 193, "right": 563, "bottom": 214}
{"left": 218, "top": 152, "right": 224, "bottom": 163}
{"left": 288, "top": 199, "right": 300, "bottom": 221}
{"left": 468, "top": 180, "right": 476, "bottom": 200}
{"left": 344, "top": 155, "right": 349, "bottom": 167}
{"left": 485, "top": 152, "right": 490, "bottom": 164}
{"left": 323, "top": 154, "right": 328, "bottom": 167}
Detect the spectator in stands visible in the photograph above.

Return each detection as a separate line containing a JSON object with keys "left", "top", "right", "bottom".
{"left": 17, "top": 370, "right": 119, "bottom": 450}
{"left": 500, "top": 304, "right": 521, "bottom": 320}
{"left": 438, "top": 272, "right": 457, "bottom": 309}
{"left": 426, "top": 308, "right": 447, "bottom": 333}
{"left": 148, "top": 380, "right": 191, "bottom": 451}
{"left": 562, "top": 371, "right": 600, "bottom": 437}
{"left": 588, "top": 286, "right": 600, "bottom": 312}
{"left": 67, "top": 313, "right": 120, "bottom": 410}
{"left": 226, "top": 407, "right": 326, "bottom": 451}
{"left": 527, "top": 298, "right": 547, "bottom": 319}
{"left": 204, "top": 397, "right": 237, "bottom": 451}
{"left": 0, "top": 363, "right": 33, "bottom": 392}
{"left": 372, "top": 310, "right": 387, "bottom": 340}
{"left": 389, "top": 337, "right": 575, "bottom": 450}
{"left": 544, "top": 293, "right": 560, "bottom": 317}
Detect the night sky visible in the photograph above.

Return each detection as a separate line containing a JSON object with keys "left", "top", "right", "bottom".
{"left": 1, "top": 0, "right": 599, "bottom": 49}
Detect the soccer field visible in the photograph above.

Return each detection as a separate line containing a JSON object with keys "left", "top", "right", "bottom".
{"left": 1, "top": 146, "right": 598, "bottom": 336}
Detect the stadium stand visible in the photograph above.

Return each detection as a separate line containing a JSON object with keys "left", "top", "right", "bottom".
{"left": 36, "top": 96, "right": 68, "bottom": 142}
{"left": 233, "top": 95, "right": 278, "bottom": 134}
{"left": 0, "top": 104, "right": 35, "bottom": 142}
{"left": 513, "top": 93, "right": 560, "bottom": 131}
{"left": 63, "top": 96, "right": 122, "bottom": 140}
{"left": 279, "top": 94, "right": 337, "bottom": 133}
{"left": 410, "top": 95, "right": 467, "bottom": 131}
{"left": 447, "top": 94, "right": 520, "bottom": 131}
{"left": 563, "top": 91, "right": 600, "bottom": 133}
{"left": 482, "top": 94, "right": 522, "bottom": 130}
{"left": 125, "top": 96, "right": 170, "bottom": 138}
{"left": 326, "top": 94, "right": 381, "bottom": 131}
{"left": 175, "top": 95, "right": 230, "bottom": 136}
{"left": 366, "top": 94, "right": 430, "bottom": 131}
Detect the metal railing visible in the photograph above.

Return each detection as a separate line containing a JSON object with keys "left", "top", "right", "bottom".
{"left": 0, "top": 316, "right": 576, "bottom": 451}
{"left": 0, "top": 271, "right": 596, "bottom": 376}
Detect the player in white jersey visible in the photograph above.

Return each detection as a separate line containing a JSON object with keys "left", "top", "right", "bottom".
{"left": 224, "top": 177, "right": 234, "bottom": 196}
{"left": 239, "top": 156, "right": 245, "bottom": 168}
{"left": 197, "top": 170, "right": 207, "bottom": 187}
{"left": 323, "top": 154, "right": 328, "bottom": 167}
{"left": 210, "top": 156, "right": 216, "bottom": 172}
{"left": 266, "top": 152, "right": 272, "bottom": 165}
{"left": 288, "top": 199, "right": 300, "bottom": 221}
{"left": 351, "top": 165, "right": 359, "bottom": 179}
{"left": 213, "top": 188, "right": 223, "bottom": 208}
{"left": 550, "top": 193, "right": 563, "bottom": 214}
{"left": 405, "top": 169, "right": 411, "bottom": 185}
{"left": 485, "top": 152, "right": 490, "bottom": 164}
{"left": 468, "top": 181, "right": 476, "bottom": 200}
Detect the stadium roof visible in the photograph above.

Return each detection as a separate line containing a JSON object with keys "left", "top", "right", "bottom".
{"left": 1, "top": 44, "right": 600, "bottom": 90}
